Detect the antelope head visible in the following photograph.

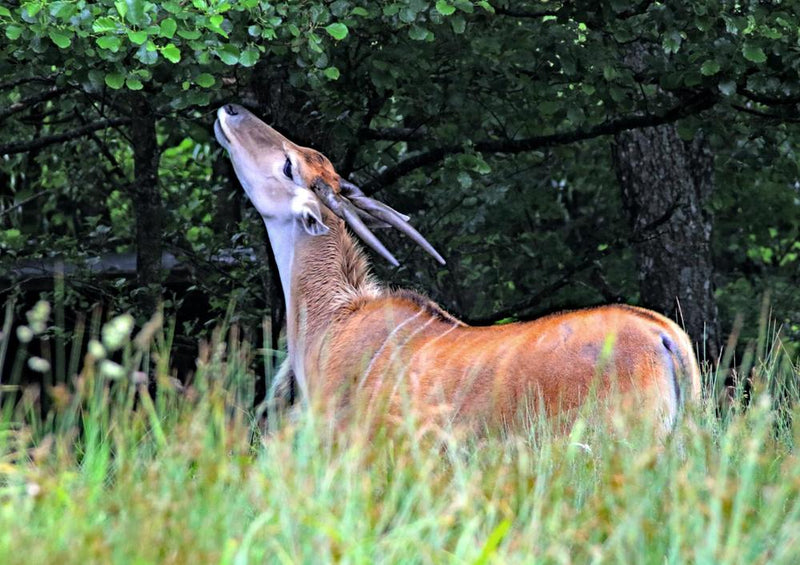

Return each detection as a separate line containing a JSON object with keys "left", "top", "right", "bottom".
{"left": 214, "top": 104, "right": 445, "bottom": 267}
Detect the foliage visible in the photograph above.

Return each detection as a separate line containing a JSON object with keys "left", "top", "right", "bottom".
{"left": 1, "top": 0, "right": 799, "bottom": 348}
{"left": 0, "top": 304, "right": 799, "bottom": 563}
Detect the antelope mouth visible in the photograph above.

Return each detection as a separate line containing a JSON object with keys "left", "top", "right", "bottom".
{"left": 214, "top": 118, "right": 231, "bottom": 152}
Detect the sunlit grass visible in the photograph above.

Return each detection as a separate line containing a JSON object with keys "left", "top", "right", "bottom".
{"left": 0, "top": 302, "right": 799, "bottom": 564}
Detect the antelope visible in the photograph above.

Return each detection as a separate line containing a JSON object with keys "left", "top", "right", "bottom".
{"left": 214, "top": 103, "right": 701, "bottom": 436}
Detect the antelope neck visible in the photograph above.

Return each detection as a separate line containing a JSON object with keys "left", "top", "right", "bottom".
{"left": 263, "top": 215, "right": 375, "bottom": 396}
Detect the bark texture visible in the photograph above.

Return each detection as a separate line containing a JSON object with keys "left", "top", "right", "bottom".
{"left": 129, "top": 95, "right": 163, "bottom": 319}
{"left": 613, "top": 125, "right": 719, "bottom": 361}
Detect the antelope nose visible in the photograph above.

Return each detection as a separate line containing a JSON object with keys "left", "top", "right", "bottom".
{"left": 223, "top": 104, "right": 239, "bottom": 116}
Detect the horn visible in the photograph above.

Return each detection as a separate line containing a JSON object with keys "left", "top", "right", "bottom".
{"left": 354, "top": 208, "right": 392, "bottom": 229}
{"left": 339, "top": 180, "right": 446, "bottom": 265}
{"left": 312, "top": 180, "right": 400, "bottom": 267}
{"left": 339, "top": 180, "right": 410, "bottom": 222}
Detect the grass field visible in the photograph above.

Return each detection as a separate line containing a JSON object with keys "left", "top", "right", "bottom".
{"left": 0, "top": 305, "right": 799, "bottom": 564}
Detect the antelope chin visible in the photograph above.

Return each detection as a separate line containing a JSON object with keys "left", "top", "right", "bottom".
{"left": 214, "top": 119, "right": 231, "bottom": 152}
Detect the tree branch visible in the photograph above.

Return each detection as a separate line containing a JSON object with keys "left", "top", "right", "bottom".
{"left": 359, "top": 126, "right": 429, "bottom": 142}
{"left": 739, "top": 88, "right": 800, "bottom": 106}
{"left": 73, "top": 108, "right": 128, "bottom": 180}
{"left": 340, "top": 88, "right": 387, "bottom": 177}
{"left": 0, "top": 86, "right": 70, "bottom": 122}
{"left": 0, "top": 117, "right": 131, "bottom": 156}
{"left": 494, "top": 6, "right": 561, "bottom": 19}
{"left": 0, "top": 75, "right": 57, "bottom": 90}
{"left": 0, "top": 190, "right": 49, "bottom": 218}
{"left": 732, "top": 103, "right": 800, "bottom": 123}
{"left": 614, "top": 0, "right": 655, "bottom": 20}
{"left": 362, "top": 90, "right": 718, "bottom": 194}
{"left": 463, "top": 255, "right": 599, "bottom": 325}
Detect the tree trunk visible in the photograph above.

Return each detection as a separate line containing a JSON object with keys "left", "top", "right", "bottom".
{"left": 612, "top": 125, "right": 719, "bottom": 363}
{"left": 129, "top": 95, "right": 163, "bottom": 319}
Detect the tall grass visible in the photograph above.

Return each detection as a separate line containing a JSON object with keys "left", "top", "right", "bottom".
{"left": 0, "top": 301, "right": 798, "bottom": 564}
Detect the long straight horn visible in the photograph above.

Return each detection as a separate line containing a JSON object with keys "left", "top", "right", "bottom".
{"left": 339, "top": 181, "right": 410, "bottom": 222}
{"left": 339, "top": 180, "right": 446, "bottom": 265}
{"left": 312, "top": 180, "right": 400, "bottom": 267}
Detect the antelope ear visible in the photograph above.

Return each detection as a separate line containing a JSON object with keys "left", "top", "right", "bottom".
{"left": 297, "top": 199, "right": 330, "bottom": 236}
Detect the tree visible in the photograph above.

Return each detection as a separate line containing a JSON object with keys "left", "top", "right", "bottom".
{"left": 2, "top": 0, "right": 800, "bottom": 392}
{"left": 613, "top": 126, "right": 719, "bottom": 359}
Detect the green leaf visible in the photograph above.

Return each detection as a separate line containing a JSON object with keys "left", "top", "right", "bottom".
{"left": 127, "top": 29, "right": 148, "bottom": 44}
{"left": 217, "top": 44, "right": 239, "bottom": 65}
{"left": 126, "top": 0, "right": 146, "bottom": 26}
{"left": 435, "top": 1, "right": 456, "bottom": 16}
{"left": 96, "top": 35, "right": 122, "bottom": 52}
{"left": 207, "top": 13, "right": 228, "bottom": 37}
{"left": 474, "top": 156, "right": 491, "bottom": 174}
{"left": 239, "top": 48, "right": 259, "bottom": 67}
{"left": 742, "top": 42, "right": 766, "bottom": 63}
{"left": 25, "top": 3, "right": 42, "bottom": 17}
{"left": 539, "top": 100, "right": 560, "bottom": 115}
{"left": 399, "top": 6, "right": 417, "bottom": 23}
{"left": 162, "top": 1, "right": 180, "bottom": 13}
{"left": 135, "top": 43, "right": 158, "bottom": 64}
{"left": 114, "top": 0, "right": 127, "bottom": 18}
{"left": 160, "top": 17, "right": 177, "bottom": 38}
{"left": 325, "top": 22, "right": 348, "bottom": 40}
{"left": 48, "top": 29, "right": 72, "bottom": 49}
{"left": 683, "top": 71, "right": 702, "bottom": 88}
{"left": 161, "top": 43, "right": 181, "bottom": 63}
{"left": 408, "top": 24, "right": 430, "bottom": 41}
{"left": 474, "top": 520, "right": 511, "bottom": 565}
{"left": 105, "top": 72, "right": 125, "bottom": 89}
{"left": 126, "top": 76, "right": 144, "bottom": 90}
{"left": 93, "top": 17, "right": 118, "bottom": 33}
{"left": 718, "top": 80, "right": 736, "bottom": 96}
{"left": 6, "top": 25, "right": 23, "bottom": 40}
{"left": 50, "top": 2, "right": 76, "bottom": 19}
{"left": 0, "top": 6, "right": 11, "bottom": 17}
{"left": 195, "top": 73, "right": 216, "bottom": 88}
{"left": 700, "top": 60, "right": 720, "bottom": 76}
{"left": 87, "top": 69, "right": 105, "bottom": 89}
{"left": 662, "top": 30, "right": 682, "bottom": 55}
{"left": 352, "top": 7, "right": 368, "bottom": 16}
{"left": 566, "top": 105, "right": 585, "bottom": 126}
{"left": 177, "top": 29, "right": 201, "bottom": 40}
{"left": 323, "top": 66, "right": 340, "bottom": 80}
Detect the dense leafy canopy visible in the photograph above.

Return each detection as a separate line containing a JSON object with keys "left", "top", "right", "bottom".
{"left": 1, "top": 0, "right": 799, "bottom": 351}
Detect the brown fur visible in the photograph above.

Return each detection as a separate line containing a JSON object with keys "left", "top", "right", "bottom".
{"left": 287, "top": 211, "right": 700, "bottom": 435}
{"left": 298, "top": 150, "right": 341, "bottom": 194}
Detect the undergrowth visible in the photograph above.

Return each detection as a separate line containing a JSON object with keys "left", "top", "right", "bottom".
{"left": 0, "top": 300, "right": 798, "bottom": 564}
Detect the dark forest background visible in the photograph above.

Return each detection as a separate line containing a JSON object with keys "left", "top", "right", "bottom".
{"left": 2, "top": 0, "right": 799, "bottom": 397}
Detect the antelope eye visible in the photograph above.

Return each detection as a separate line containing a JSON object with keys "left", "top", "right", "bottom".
{"left": 283, "top": 157, "right": 293, "bottom": 180}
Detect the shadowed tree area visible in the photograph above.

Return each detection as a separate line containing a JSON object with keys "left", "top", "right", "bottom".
{"left": 2, "top": 0, "right": 799, "bottom": 394}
